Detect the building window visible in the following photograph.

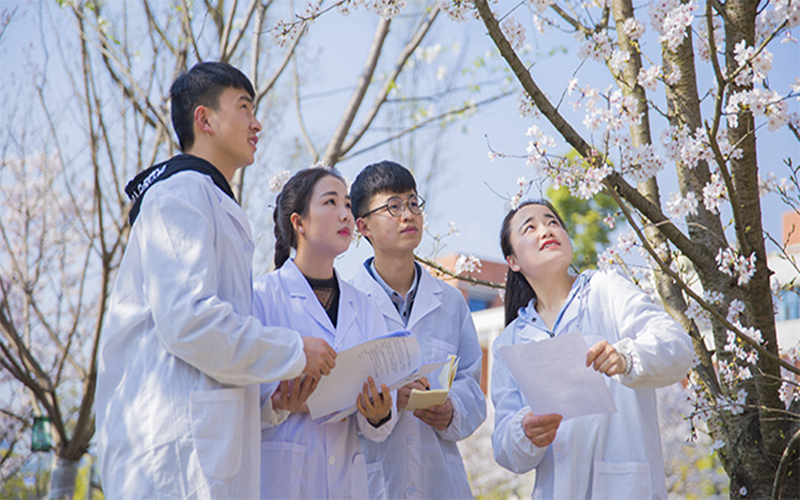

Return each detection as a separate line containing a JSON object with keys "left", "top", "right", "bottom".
{"left": 468, "top": 297, "right": 490, "bottom": 312}
{"left": 779, "top": 291, "right": 800, "bottom": 321}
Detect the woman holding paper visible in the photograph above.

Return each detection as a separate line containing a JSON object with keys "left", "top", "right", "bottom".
{"left": 491, "top": 200, "right": 693, "bottom": 499}
{"left": 253, "top": 167, "right": 395, "bottom": 499}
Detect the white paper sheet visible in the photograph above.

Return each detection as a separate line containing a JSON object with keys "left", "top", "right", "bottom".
{"left": 306, "top": 330, "right": 447, "bottom": 421}
{"left": 497, "top": 330, "right": 617, "bottom": 420}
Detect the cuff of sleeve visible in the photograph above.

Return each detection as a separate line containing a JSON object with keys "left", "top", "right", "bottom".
{"left": 260, "top": 392, "right": 291, "bottom": 428}
{"left": 511, "top": 406, "right": 539, "bottom": 455}
{"left": 435, "top": 398, "right": 460, "bottom": 441}
{"left": 613, "top": 338, "right": 637, "bottom": 383}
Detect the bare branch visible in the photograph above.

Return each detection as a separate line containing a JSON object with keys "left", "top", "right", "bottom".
{"left": 337, "top": 6, "right": 442, "bottom": 160}
{"left": 320, "top": 16, "right": 392, "bottom": 166}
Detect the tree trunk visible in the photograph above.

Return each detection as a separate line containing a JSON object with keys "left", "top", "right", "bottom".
{"left": 48, "top": 456, "right": 79, "bottom": 499}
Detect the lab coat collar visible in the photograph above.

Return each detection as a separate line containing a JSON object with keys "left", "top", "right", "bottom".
{"left": 279, "top": 259, "right": 357, "bottom": 342}
{"left": 353, "top": 259, "right": 442, "bottom": 331}
{"left": 405, "top": 266, "right": 442, "bottom": 330}
{"left": 515, "top": 270, "right": 594, "bottom": 338}
{"left": 353, "top": 262, "right": 405, "bottom": 329}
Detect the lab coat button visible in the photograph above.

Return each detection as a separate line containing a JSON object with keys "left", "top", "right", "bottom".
{"left": 406, "top": 435, "right": 415, "bottom": 444}
{"left": 407, "top": 486, "right": 415, "bottom": 495}
{"left": 243, "top": 241, "right": 255, "bottom": 254}
{"left": 555, "top": 455, "right": 564, "bottom": 463}
{"left": 328, "top": 456, "right": 335, "bottom": 466}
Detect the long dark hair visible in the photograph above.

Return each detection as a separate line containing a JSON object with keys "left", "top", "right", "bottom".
{"left": 273, "top": 167, "right": 346, "bottom": 268}
{"left": 500, "top": 199, "right": 568, "bottom": 326}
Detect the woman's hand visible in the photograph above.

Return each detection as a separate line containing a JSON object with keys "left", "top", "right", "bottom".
{"left": 521, "top": 412, "right": 562, "bottom": 447}
{"left": 396, "top": 377, "right": 429, "bottom": 411}
{"left": 357, "top": 376, "right": 393, "bottom": 426}
{"left": 586, "top": 340, "right": 626, "bottom": 376}
{"left": 413, "top": 398, "right": 454, "bottom": 431}
{"left": 271, "top": 375, "right": 318, "bottom": 413}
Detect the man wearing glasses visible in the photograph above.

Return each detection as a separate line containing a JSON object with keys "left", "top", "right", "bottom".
{"left": 349, "top": 160, "right": 486, "bottom": 499}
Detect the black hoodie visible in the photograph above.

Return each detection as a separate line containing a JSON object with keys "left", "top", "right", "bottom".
{"left": 125, "top": 154, "right": 236, "bottom": 226}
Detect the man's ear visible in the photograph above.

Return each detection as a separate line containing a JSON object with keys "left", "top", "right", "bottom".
{"left": 506, "top": 254, "right": 521, "bottom": 273}
{"left": 355, "top": 218, "right": 371, "bottom": 239}
{"left": 194, "top": 105, "right": 214, "bottom": 134}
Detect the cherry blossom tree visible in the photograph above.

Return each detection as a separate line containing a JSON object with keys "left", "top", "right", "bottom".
{"left": 457, "top": 0, "right": 798, "bottom": 496}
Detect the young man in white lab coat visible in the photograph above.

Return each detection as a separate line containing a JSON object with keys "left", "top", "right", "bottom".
{"left": 349, "top": 160, "right": 487, "bottom": 498}
{"left": 95, "top": 62, "right": 336, "bottom": 499}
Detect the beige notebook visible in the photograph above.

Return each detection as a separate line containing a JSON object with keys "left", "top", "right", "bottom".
{"left": 404, "top": 355, "right": 459, "bottom": 411}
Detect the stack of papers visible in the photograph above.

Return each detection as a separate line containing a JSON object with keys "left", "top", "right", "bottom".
{"left": 306, "top": 331, "right": 448, "bottom": 423}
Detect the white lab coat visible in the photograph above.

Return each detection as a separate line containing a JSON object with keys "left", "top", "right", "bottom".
{"left": 254, "top": 259, "right": 397, "bottom": 499}
{"left": 95, "top": 171, "right": 305, "bottom": 499}
{"left": 351, "top": 261, "right": 487, "bottom": 499}
{"left": 492, "top": 269, "right": 693, "bottom": 499}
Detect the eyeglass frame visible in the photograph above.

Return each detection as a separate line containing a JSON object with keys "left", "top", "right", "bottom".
{"left": 361, "top": 194, "right": 425, "bottom": 218}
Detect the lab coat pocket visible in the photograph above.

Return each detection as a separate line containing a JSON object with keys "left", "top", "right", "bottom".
{"left": 430, "top": 338, "right": 457, "bottom": 359}
{"left": 260, "top": 441, "right": 306, "bottom": 499}
{"left": 351, "top": 453, "right": 370, "bottom": 499}
{"left": 189, "top": 388, "right": 244, "bottom": 479}
{"left": 365, "top": 458, "right": 386, "bottom": 500}
{"left": 591, "top": 460, "right": 652, "bottom": 499}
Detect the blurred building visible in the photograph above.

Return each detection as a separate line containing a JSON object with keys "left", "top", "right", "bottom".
{"left": 770, "top": 211, "right": 800, "bottom": 349}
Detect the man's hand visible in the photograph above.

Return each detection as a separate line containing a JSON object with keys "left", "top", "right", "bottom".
{"left": 356, "top": 376, "right": 393, "bottom": 426}
{"left": 521, "top": 412, "right": 562, "bottom": 447}
{"left": 301, "top": 337, "right": 336, "bottom": 379}
{"left": 396, "top": 377, "right": 429, "bottom": 411}
{"left": 586, "top": 340, "right": 626, "bottom": 376}
{"left": 413, "top": 398, "right": 453, "bottom": 431}
{"left": 271, "top": 375, "right": 318, "bottom": 413}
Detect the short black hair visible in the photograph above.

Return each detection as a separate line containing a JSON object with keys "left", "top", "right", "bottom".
{"left": 350, "top": 160, "right": 417, "bottom": 219}
{"left": 169, "top": 62, "right": 256, "bottom": 152}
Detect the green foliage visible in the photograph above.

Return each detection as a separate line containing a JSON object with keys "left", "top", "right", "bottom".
{"left": 546, "top": 184, "right": 621, "bottom": 272}
{"left": 0, "top": 458, "right": 51, "bottom": 499}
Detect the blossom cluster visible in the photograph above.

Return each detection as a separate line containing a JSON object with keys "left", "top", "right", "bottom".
{"left": 501, "top": 17, "right": 526, "bottom": 51}
{"left": 517, "top": 91, "right": 540, "bottom": 118}
{"left": 778, "top": 381, "right": 800, "bottom": 405}
{"left": 268, "top": 170, "right": 293, "bottom": 192}
{"left": 732, "top": 40, "right": 773, "bottom": 86}
{"left": 527, "top": 0, "right": 553, "bottom": 15}
{"left": 657, "top": 1, "right": 696, "bottom": 51}
{"left": 271, "top": 18, "right": 305, "bottom": 48}
{"left": 454, "top": 254, "right": 482, "bottom": 275}
{"left": 438, "top": 0, "right": 478, "bottom": 22}
{"left": 598, "top": 230, "right": 639, "bottom": 270}
{"left": 618, "top": 140, "right": 666, "bottom": 184}
{"left": 702, "top": 172, "right": 727, "bottom": 213}
{"left": 725, "top": 88, "right": 790, "bottom": 130}
{"left": 664, "top": 191, "right": 698, "bottom": 220}
{"left": 577, "top": 31, "right": 612, "bottom": 61}
{"left": 715, "top": 246, "right": 757, "bottom": 286}
{"left": 759, "top": 172, "right": 796, "bottom": 196}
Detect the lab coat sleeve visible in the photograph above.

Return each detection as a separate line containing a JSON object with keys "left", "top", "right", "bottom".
{"left": 491, "top": 330, "right": 548, "bottom": 473}
{"left": 140, "top": 182, "right": 305, "bottom": 386}
{"left": 356, "top": 305, "right": 398, "bottom": 441}
{"left": 436, "top": 302, "right": 486, "bottom": 442}
{"left": 598, "top": 270, "right": 693, "bottom": 389}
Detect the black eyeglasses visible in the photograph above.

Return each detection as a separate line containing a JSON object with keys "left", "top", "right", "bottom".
{"left": 362, "top": 195, "right": 425, "bottom": 218}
